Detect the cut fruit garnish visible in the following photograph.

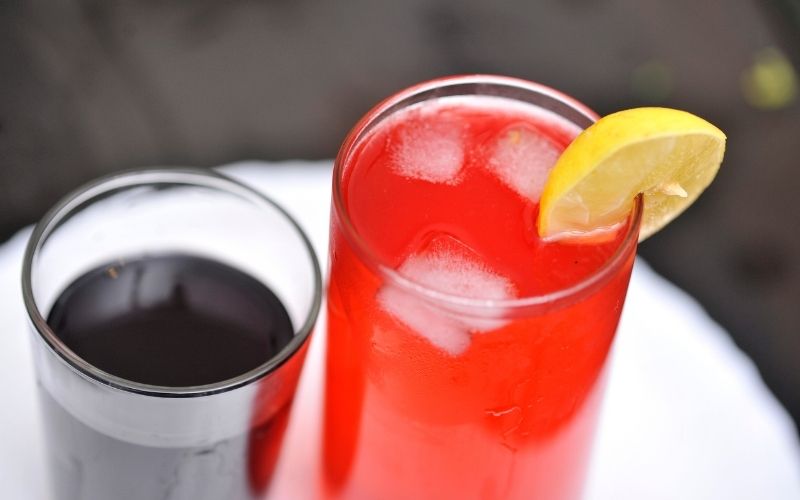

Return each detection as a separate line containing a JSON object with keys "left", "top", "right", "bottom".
{"left": 537, "top": 107, "right": 726, "bottom": 241}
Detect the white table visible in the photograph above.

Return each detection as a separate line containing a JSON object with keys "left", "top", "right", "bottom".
{"left": 1, "top": 161, "right": 799, "bottom": 499}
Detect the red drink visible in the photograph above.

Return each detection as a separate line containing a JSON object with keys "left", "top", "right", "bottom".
{"left": 324, "top": 76, "right": 641, "bottom": 499}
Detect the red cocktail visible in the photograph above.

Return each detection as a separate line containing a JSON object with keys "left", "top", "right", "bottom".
{"left": 324, "top": 76, "right": 641, "bottom": 499}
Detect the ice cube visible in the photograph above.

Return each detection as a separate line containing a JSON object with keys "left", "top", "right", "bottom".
{"left": 486, "top": 125, "right": 560, "bottom": 200}
{"left": 377, "top": 286, "right": 472, "bottom": 356}
{"left": 396, "top": 250, "right": 513, "bottom": 300}
{"left": 377, "top": 239, "right": 515, "bottom": 355}
{"left": 391, "top": 119, "right": 465, "bottom": 184}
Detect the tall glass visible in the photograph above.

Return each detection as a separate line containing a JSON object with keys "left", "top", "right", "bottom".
{"left": 323, "top": 76, "right": 642, "bottom": 499}
{"left": 22, "top": 169, "right": 322, "bottom": 500}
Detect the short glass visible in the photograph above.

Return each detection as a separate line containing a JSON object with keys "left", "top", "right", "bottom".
{"left": 22, "top": 169, "right": 321, "bottom": 500}
{"left": 323, "top": 76, "right": 642, "bottom": 499}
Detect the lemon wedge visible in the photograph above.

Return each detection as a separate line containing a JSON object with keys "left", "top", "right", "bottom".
{"left": 537, "top": 107, "right": 726, "bottom": 241}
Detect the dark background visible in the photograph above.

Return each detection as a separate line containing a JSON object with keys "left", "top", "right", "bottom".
{"left": 1, "top": 1, "right": 798, "bottom": 429}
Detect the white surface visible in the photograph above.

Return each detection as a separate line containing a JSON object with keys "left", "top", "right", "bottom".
{"left": 1, "top": 160, "right": 799, "bottom": 499}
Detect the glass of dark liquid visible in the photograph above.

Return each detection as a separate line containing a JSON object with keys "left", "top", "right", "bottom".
{"left": 21, "top": 169, "right": 322, "bottom": 500}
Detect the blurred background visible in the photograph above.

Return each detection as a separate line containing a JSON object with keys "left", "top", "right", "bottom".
{"left": 0, "top": 0, "right": 798, "bottom": 429}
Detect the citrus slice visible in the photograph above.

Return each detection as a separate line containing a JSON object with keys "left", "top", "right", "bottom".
{"left": 537, "top": 107, "right": 726, "bottom": 241}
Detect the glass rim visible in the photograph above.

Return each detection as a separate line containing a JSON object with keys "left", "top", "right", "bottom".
{"left": 332, "top": 74, "right": 642, "bottom": 315}
{"left": 21, "top": 167, "right": 323, "bottom": 398}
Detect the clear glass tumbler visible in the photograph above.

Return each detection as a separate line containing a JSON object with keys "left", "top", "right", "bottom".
{"left": 22, "top": 169, "right": 321, "bottom": 500}
{"left": 323, "top": 75, "right": 642, "bottom": 499}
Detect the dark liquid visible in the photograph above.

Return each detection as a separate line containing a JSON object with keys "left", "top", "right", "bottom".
{"left": 40, "top": 254, "right": 299, "bottom": 500}
{"left": 47, "top": 254, "right": 294, "bottom": 386}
